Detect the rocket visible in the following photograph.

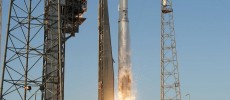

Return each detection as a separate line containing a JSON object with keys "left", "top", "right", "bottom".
{"left": 118, "top": 0, "right": 130, "bottom": 70}
{"left": 118, "top": 0, "right": 133, "bottom": 99}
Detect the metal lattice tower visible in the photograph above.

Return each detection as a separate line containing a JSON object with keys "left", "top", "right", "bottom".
{"left": 160, "top": 0, "right": 181, "bottom": 100}
{"left": 98, "top": 0, "right": 114, "bottom": 99}
{"left": 0, "top": 0, "right": 87, "bottom": 100}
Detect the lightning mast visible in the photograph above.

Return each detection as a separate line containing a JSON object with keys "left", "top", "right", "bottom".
{"left": 98, "top": 0, "right": 114, "bottom": 99}
{"left": 0, "top": 0, "right": 87, "bottom": 100}
{"left": 160, "top": 0, "right": 181, "bottom": 100}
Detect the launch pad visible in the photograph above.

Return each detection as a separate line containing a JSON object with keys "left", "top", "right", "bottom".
{"left": 0, "top": 0, "right": 182, "bottom": 100}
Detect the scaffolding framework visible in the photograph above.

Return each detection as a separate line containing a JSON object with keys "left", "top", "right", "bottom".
{"left": 0, "top": 0, "right": 86, "bottom": 100}
{"left": 160, "top": 0, "right": 181, "bottom": 100}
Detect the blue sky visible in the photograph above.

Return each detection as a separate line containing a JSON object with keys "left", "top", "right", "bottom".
{"left": 1, "top": 0, "right": 230, "bottom": 100}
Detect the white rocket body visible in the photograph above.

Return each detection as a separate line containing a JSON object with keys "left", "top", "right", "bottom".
{"left": 118, "top": 0, "right": 132, "bottom": 99}
{"left": 118, "top": 0, "right": 130, "bottom": 70}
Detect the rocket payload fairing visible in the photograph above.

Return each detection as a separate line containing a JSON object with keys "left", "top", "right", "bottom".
{"left": 118, "top": 0, "right": 133, "bottom": 99}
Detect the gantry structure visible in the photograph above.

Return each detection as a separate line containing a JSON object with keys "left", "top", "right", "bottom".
{"left": 98, "top": 0, "right": 114, "bottom": 99}
{"left": 161, "top": 0, "right": 181, "bottom": 100}
{"left": 0, "top": 0, "right": 87, "bottom": 100}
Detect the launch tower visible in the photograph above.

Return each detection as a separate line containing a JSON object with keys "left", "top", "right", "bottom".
{"left": 0, "top": 0, "right": 87, "bottom": 100}
{"left": 160, "top": 0, "right": 181, "bottom": 100}
{"left": 98, "top": 0, "right": 114, "bottom": 100}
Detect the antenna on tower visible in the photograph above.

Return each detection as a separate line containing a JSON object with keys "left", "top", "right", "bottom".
{"left": 160, "top": 0, "right": 182, "bottom": 100}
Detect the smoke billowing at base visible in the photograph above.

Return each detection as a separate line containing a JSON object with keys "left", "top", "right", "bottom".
{"left": 118, "top": 0, "right": 135, "bottom": 100}
{"left": 118, "top": 67, "right": 135, "bottom": 100}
